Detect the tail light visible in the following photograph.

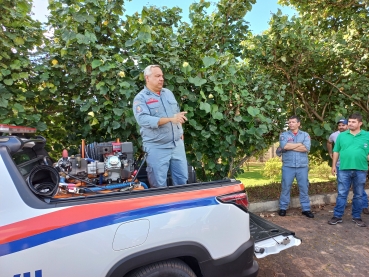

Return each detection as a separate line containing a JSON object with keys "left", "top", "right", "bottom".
{"left": 0, "top": 124, "right": 36, "bottom": 134}
{"left": 217, "top": 192, "right": 249, "bottom": 212}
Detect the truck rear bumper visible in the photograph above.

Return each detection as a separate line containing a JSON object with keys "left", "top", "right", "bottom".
{"left": 249, "top": 212, "right": 302, "bottom": 259}
{"left": 199, "top": 238, "right": 258, "bottom": 277}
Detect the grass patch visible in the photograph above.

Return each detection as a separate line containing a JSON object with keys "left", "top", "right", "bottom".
{"left": 236, "top": 163, "right": 273, "bottom": 187}
{"left": 236, "top": 162, "right": 338, "bottom": 202}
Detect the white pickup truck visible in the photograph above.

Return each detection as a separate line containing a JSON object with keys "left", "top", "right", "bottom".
{"left": 0, "top": 125, "right": 301, "bottom": 277}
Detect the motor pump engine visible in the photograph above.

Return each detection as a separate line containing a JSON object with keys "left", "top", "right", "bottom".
{"left": 97, "top": 142, "right": 134, "bottom": 183}
{"left": 56, "top": 141, "right": 135, "bottom": 184}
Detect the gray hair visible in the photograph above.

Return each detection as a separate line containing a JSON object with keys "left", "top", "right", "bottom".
{"left": 144, "top": 65, "right": 161, "bottom": 77}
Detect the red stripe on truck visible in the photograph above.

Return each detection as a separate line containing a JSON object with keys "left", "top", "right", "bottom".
{"left": 0, "top": 183, "right": 245, "bottom": 244}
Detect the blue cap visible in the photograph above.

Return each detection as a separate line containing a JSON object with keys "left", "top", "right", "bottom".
{"left": 337, "top": 119, "right": 348, "bottom": 125}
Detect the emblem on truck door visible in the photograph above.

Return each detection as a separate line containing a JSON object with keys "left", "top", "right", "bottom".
{"left": 13, "top": 269, "right": 42, "bottom": 277}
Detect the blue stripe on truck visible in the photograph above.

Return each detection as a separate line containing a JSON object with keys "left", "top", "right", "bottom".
{"left": 0, "top": 196, "right": 218, "bottom": 257}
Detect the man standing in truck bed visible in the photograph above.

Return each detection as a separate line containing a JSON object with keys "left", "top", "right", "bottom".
{"left": 133, "top": 65, "right": 188, "bottom": 188}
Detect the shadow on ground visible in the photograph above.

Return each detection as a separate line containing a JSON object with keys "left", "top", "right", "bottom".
{"left": 256, "top": 204, "right": 369, "bottom": 277}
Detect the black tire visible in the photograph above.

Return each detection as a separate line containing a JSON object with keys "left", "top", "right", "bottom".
{"left": 126, "top": 259, "right": 197, "bottom": 277}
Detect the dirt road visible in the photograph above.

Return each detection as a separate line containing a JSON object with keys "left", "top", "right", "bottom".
{"left": 256, "top": 204, "right": 369, "bottom": 277}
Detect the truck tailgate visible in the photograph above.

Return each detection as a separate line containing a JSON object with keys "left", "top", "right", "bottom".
{"left": 249, "top": 212, "right": 301, "bottom": 258}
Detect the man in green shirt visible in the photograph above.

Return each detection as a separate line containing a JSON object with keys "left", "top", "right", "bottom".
{"left": 328, "top": 113, "right": 369, "bottom": 227}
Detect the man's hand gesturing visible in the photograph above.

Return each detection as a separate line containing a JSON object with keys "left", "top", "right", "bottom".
{"left": 172, "top": 112, "right": 187, "bottom": 124}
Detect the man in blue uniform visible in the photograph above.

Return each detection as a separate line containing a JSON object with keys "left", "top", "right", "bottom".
{"left": 278, "top": 115, "right": 314, "bottom": 218}
{"left": 133, "top": 65, "right": 188, "bottom": 188}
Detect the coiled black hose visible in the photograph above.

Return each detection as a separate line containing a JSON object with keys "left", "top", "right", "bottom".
{"left": 26, "top": 165, "right": 60, "bottom": 197}
{"left": 84, "top": 142, "right": 102, "bottom": 161}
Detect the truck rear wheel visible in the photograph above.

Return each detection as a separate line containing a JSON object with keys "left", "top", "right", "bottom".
{"left": 126, "top": 258, "right": 197, "bottom": 277}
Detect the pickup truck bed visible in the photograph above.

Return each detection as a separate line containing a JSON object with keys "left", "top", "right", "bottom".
{"left": 0, "top": 133, "right": 301, "bottom": 277}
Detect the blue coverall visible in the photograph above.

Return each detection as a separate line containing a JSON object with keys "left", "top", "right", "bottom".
{"left": 279, "top": 130, "right": 312, "bottom": 211}
{"left": 133, "top": 86, "right": 188, "bottom": 188}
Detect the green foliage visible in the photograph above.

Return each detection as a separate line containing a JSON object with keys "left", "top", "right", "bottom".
{"left": 172, "top": 0, "right": 283, "bottom": 180}
{"left": 309, "top": 156, "right": 332, "bottom": 180}
{"left": 262, "top": 157, "right": 282, "bottom": 181}
{"left": 0, "top": 0, "right": 275, "bottom": 181}
{"left": 236, "top": 163, "right": 277, "bottom": 187}
{"left": 0, "top": 0, "right": 43, "bottom": 126}
{"left": 2, "top": 0, "right": 368, "bottom": 182}
{"left": 261, "top": 155, "right": 332, "bottom": 183}
{"left": 238, "top": 162, "right": 335, "bottom": 199}
{"left": 245, "top": 0, "right": 369, "bottom": 158}
{"left": 35, "top": 0, "right": 139, "bottom": 154}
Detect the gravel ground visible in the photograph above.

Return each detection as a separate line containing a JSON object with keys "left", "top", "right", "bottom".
{"left": 255, "top": 204, "right": 369, "bottom": 277}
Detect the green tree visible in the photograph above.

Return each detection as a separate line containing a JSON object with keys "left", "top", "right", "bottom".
{"left": 278, "top": 0, "right": 369, "bottom": 123}
{"left": 161, "top": 0, "right": 283, "bottom": 180}
{"left": 0, "top": 0, "right": 43, "bottom": 127}
{"left": 4, "top": 0, "right": 345, "bottom": 182}
{"left": 262, "top": 157, "right": 282, "bottom": 181}
{"left": 34, "top": 0, "right": 140, "bottom": 155}
{"left": 245, "top": 0, "right": 369, "bottom": 158}
{"left": 36, "top": 0, "right": 284, "bottom": 180}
